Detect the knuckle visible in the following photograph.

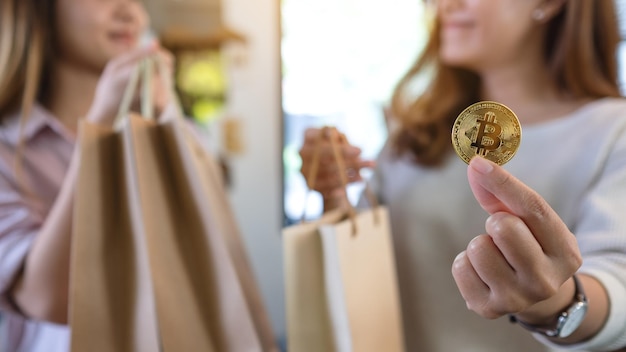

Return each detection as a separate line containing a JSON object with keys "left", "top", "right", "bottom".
{"left": 465, "top": 293, "right": 502, "bottom": 320}
{"left": 485, "top": 213, "right": 514, "bottom": 239}
{"left": 565, "top": 254, "right": 582, "bottom": 275}
{"left": 304, "top": 128, "right": 321, "bottom": 139}
{"left": 572, "top": 252, "right": 583, "bottom": 270}
{"left": 495, "top": 171, "right": 513, "bottom": 187}
{"left": 525, "top": 277, "right": 558, "bottom": 302}
{"left": 523, "top": 193, "right": 550, "bottom": 222}
{"left": 565, "top": 240, "right": 583, "bottom": 270}
{"left": 476, "top": 304, "right": 502, "bottom": 320}
{"left": 451, "top": 264, "right": 462, "bottom": 278}
{"left": 466, "top": 235, "right": 491, "bottom": 258}
{"left": 451, "top": 258, "right": 467, "bottom": 278}
{"left": 493, "top": 292, "right": 526, "bottom": 314}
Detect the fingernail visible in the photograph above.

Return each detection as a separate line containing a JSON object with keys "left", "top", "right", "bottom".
{"left": 470, "top": 156, "right": 493, "bottom": 174}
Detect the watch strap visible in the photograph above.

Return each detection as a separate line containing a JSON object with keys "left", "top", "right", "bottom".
{"left": 509, "top": 274, "right": 586, "bottom": 338}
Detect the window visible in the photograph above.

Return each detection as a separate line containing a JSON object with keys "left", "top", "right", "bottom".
{"left": 281, "top": 0, "right": 428, "bottom": 223}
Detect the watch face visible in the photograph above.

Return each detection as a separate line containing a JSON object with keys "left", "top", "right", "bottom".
{"left": 559, "top": 302, "right": 588, "bottom": 338}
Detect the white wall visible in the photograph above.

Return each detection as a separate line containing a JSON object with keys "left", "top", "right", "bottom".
{"left": 221, "top": 0, "right": 286, "bottom": 343}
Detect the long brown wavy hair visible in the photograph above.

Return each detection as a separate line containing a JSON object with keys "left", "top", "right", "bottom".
{"left": 390, "top": 0, "right": 622, "bottom": 166}
{"left": 0, "top": 0, "right": 56, "bottom": 122}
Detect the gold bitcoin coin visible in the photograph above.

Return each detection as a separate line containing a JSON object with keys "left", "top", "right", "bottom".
{"left": 451, "top": 101, "right": 521, "bottom": 165}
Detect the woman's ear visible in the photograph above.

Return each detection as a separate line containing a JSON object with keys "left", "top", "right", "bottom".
{"left": 531, "top": 0, "right": 567, "bottom": 23}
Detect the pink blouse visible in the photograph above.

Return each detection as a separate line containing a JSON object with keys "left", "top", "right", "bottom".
{"left": 0, "top": 105, "right": 73, "bottom": 351}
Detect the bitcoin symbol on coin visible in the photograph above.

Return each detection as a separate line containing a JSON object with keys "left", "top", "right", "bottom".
{"left": 471, "top": 112, "right": 502, "bottom": 156}
{"left": 451, "top": 101, "right": 521, "bottom": 165}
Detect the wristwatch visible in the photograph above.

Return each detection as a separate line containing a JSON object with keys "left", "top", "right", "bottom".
{"left": 509, "top": 275, "right": 588, "bottom": 338}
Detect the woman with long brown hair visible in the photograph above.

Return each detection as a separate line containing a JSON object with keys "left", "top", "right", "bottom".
{"left": 300, "top": 0, "right": 626, "bottom": 350}
{"left": 0, "top": 0, "right": 171, "bottom": 350}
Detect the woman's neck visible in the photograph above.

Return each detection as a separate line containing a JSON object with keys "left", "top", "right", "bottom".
{"left": 44, "top": 60, "right": 101, "bottom": 133}
{"left": 478, "top": 39, "right": 585, "bottom": 126}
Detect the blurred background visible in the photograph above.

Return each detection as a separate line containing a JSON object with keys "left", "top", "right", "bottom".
{"left": 145, "top": 0, "right": 626, "bottom": 348}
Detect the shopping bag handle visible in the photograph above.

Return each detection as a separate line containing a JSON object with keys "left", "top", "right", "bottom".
{"left": 113, "top": 58, "right": 150, "bottom": 129}
{"left": 113, "top": 55, "right": 183, "bottom": 130}
{"left": 302, "top": 127, "right": 380, "bottom": 235}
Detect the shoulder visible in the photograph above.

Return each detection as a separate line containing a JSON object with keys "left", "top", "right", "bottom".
{"left": 0, "top": 104, "right": 54, "bottom": 146}
{"left": 562, "top": 97, "right": 626, "bottom": 143}
{"left": 582, "top": 98, "right": 626, "bottom": 173}
{"left": 583, "top": 97, "right": 626, "bottom": 121}
{"left": 593, "top": 96, "right": 626, "bottom": 108}
{"left": 591, "top": 97, "right": 626, "bottom": 133}
{"left": 0, "top": 105, "right": 65, "bottom": 184}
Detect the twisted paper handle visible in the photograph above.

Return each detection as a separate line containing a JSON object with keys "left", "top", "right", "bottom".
{"left": 113, "top": 56, "right": 182, "bottom": 130}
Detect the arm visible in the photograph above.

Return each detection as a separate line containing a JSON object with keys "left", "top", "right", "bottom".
{"left": 11, "top": 148, "right": 80, "bottom": 324}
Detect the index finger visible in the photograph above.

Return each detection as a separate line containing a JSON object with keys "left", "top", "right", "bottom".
{"left": 467, "top": 157, "right": 573, "bottom": 256}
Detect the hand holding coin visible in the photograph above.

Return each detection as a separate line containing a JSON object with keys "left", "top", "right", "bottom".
{"left": 451, "top": 101, "right": 521, "bottom": 165}
{"left": 452, "top": 157, "right": 583, "bottom": 326}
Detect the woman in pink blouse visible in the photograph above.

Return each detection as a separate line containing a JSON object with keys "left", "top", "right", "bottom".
{"left": 0, "top": 0, "right": 172, "bottom": 350}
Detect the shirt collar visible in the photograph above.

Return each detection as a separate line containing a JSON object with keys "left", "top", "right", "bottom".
{"left": 1, "top": 104, "right": 75, "bottom": 146}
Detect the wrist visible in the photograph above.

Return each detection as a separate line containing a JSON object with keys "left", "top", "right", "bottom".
{"left": 321, "top": 189, "right": 348, "bottom": 212}
{"left": 510, "top": 275, "right": 588, "bottom": 339}
{"left": 515, "top": 276, "right": 576, "bottom": 325}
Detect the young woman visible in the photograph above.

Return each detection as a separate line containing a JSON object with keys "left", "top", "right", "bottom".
{"left": 300, "top": 0, "right": 626, "bottom": 350}
{"left": 0, "top": 0, "right": 172, "bottom": 350}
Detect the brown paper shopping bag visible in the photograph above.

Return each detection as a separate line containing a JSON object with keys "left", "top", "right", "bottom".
{"left": 124, "top": 113, "right": 269, "bottom": 352}
{"left": 70, "top": 121, "right": 161, "bottom": 352}
{"left": 181, "top": 121, "right": 278, "bottom": 352}
{"left": 317, "top": 207, "right": 404, "bottom": 352}
{"left": 70, "top": 58, "right": 277, "bottom": 352}
{"left": 283, "top": 128, "right": 405, "bottom": 352}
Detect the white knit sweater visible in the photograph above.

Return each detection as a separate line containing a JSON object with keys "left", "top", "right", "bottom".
{"left": 369, "top": 97, "right": 626, "bottom": 352}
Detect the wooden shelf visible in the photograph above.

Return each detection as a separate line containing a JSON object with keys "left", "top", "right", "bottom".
{"left": 160, "top": 26, "right": 246, "bottom": 51}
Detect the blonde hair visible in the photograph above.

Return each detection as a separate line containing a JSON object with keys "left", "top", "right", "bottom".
{"left": 0, "top": 0, "right": 54, "bottom": 121}
{"left": 391, "top": 0, "right": 622, "bottom": 166}
{"left": 0, "top": 0, "right": 55, "bottom": 195}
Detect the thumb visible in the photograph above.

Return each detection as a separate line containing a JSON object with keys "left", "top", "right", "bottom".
{"left": 467, "top": 157, "right": 516, "bottom": 215}
{"left": 467, "top": 157, "right": 572, "bottom": 255}
{"left": 467, "top": 157, "right": 551, "bottom": 218}
{"left": 467, "top": 157, "right": 579, "bottom": 268}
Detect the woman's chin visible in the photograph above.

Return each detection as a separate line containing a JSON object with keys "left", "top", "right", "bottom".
{"left": 106, "top": 41, "right": 140, "bottom": 57}
{"left": 439, "top": 50, "right": 478, "bottom": 70}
